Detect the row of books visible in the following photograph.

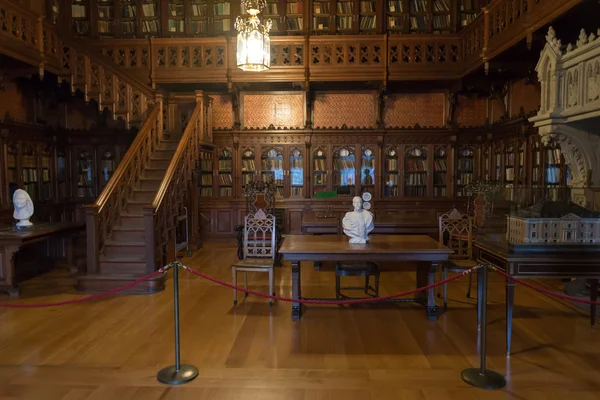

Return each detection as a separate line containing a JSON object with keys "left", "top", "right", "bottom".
{"left": 410, "top": 16, "right": 427, "bottom": 29}
{"left": 288, "top": 2, "right": 303, "bottom": 14}
{"left": 219, "top": 173, "right": 233, "bottom": 185}
{"left": 200, "top": 175, "right": 213, "bottom": 185}
{"left": 405, "top": 187, "right": 426, "bottom": 196}
{"left": 360, "top": 0, "right": 376, "bottom": 12}
{"left": 261, "top": 175, "right": 284, "bottom": 185}
{"left": 213, "top": 2, "right": 230, "bottom": 15}
{"left": 220, "top": 187, "right": 233, "bottom": 196}
{"left": 359, "top": 15, "right": 376, "bottom": 29}
{"left": 457, "top": 159, "right": 473, "bottom": 171}
{"left": 199, "top": 187, "right": 213, "bottom": 197}
{"left": 218, "top": 159, "right": 232, "bottom": 170}
{"left": 334, "top": 159, "right": 356, "bottom": 169}
{"left": 406, "top": 159, "right": 427, "bottom": 171}
{"left": 141, "top": 3, "right": 157, "bottom": 16}
{"left": 385, "top": 159, "right": 398, "bottom": 171}
{"left": 200, "top": 159, "right": 214, "bottom": 170}
{"left": 337, "top": 1, "right": 354, "bottom": 13}
{"left": 72, "top": 4, "right": 87, "bottom": 18}
{"left": 265, "top": 2, "right": 280, "bottom": 14}
{"left": 405, "top": 173, "right": 427, "bottom": 186}
{"left": 262, "top": 159, "right": 284, "bottom": 169}
{"left": 433, "top": 172, "right": 446, "bottom": 185}
{"left": 434, "top": 187, "right": 447, "bottom": 197}
{"left": 545, "top": 167, "right": 561, "bottom": 184}
{"left": 242, "top": 159, "right": 257, "bottom": 171}
{"left": 169, "top": 3, "right": 185, "bottom": 17}
{"left": 192, "top": 4, "right": 207, "bottom": 16}
{"left": 98, "top": 5, "right": 113, "bottom": 18}
{"left": 22, "top": 168, "right": 38, "bottom": 182}
{"left": 433, "top": 0, "right": 450, "bottom": 12}
{"left": 313, "top": 1, "right": 330, "bottom": 14}
{"left": 547, "top": 148, "right": 562, "bottom": 164}
{"left": 291, "top": 187, "right": 303, "bottom": 197}
{"left": 434, "top": 160, "right": 447, "bottom": 171}
{"left": 410, "top": 0, "right": 428, "bottom": 13}
{"left": 388, "top": 0, "right": 403, "bottom": 12}
{"left": 432, "top": 14, "right": 450, "bottom": 29}
{"left": 168, "top": 20, "right": 185, "bottom": 32}
{"left": 456, "top": 172, "right": 473, "bottom": 185}
{"left": 98, "top": 21, "right": 115, "bottom": 32}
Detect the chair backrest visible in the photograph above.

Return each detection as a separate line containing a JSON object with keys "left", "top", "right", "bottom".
{"left": 244, "top": 211, "right": 276, "bottom": 260}
{"left": 243, "top": 181, "right": 277, "bottom": 215}
{"left": 439, "top": 208, "right": 473, "bottom": 261}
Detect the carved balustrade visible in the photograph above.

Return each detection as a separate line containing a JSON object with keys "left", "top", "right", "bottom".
{"left": 85, "top": 103, "right": 163, "bottom": 274}
{"left": 144, "top": 94, "right": 211, "bottom": 271}
{"left": 388, "top": 35, "right": 461, "bottom": 80}
{"left": 0, "top": 1, "right": 44, "bottom": 73}
{"left": 461, "top": 13, "right": 486, "bottom": 75}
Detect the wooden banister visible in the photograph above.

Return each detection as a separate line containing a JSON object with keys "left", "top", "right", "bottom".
{"left": 143, "top": 93, "right": 209, "bottom": 272}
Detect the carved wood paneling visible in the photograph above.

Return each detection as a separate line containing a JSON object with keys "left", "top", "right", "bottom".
{"left": 384, "top": 93, "right": 445, "bottom": 128}
{"left": 456, "top": 95, "right": 487, "bottom": 127}
{"left": 210, "top": 94, "right": 233, "bottom": 130}
{"left": 242, "top": 93, "right": 304, "bottom": 129}
{"left": 313, "top": 93, "right": 376, "bottom": 129}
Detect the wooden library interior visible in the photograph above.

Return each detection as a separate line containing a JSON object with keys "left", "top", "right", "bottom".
{"left": 1, "top": 0, "right": 600, "bottom": 397}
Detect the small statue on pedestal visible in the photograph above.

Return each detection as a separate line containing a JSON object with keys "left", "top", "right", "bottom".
{"left": 342, "top": 196, "right": 374, "bottom": 244}
{"left": 13, "top": 189, "right": 34, "bottom": 228}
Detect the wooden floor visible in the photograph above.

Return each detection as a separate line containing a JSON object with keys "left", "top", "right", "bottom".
{"left": 1, "top": 243, "right": 600, "bottom": 399}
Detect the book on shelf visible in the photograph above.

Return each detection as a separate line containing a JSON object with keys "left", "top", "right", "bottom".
{"left": 313, "top": 158, "right": 326, "bottom": 171}
{"left": 360, "top": 15, "right": 376, "bottom": 29}
{"left": 121, "top": 5, "right": 136, "bottom": 17}
{"left": 336, "top": 16, "right": 352, "bottom": 29}
{"left": 434, "top": 187, "right": 446, "bottom": 196}
{"left": 388, "top": 0, "right": 403, "bottom": 12}
{"left": 457, "top": 172, "right": 473, "bottom": 186}
{"left": 143, "top": 20, "right": 159, "bottom": 32}
{"left": 434, "top": 160, "right": 447, "bottom": 171}
{"left": 406, "top": 159, "right": 427, "bottom": 171}
{"left": 200, "top": 175, "right": 213, "bottom": 185}
{"left": 433, "top": 172, "right": 446, "bottom": 185}
{"left": 410, "top": 16, "right": 427, "bottom": 30}
{"left": 218, "top": 159, "right": 232, "bottom": 170}
{"left": 213, "top": 2, "right": 231, "bottom": 15}
{"left": 337, "top": 1, "right": 354, "bottom": 14}
{"left": 265, "top": 2, "right": 278, "bottom": 14}
{"left": 405, "top": 187, "right": 426, "bottom": 196}
{"left": 287, "top": 2, "right": 303, "bottom": 14}
{"left": 98, "top": 5, "right": 114, "bottom": 18}
{"left": 385, "top": 173, "right": 399, "bottom": 185}
{"left": 219, "top": 174, "right": 233, "bottom": 185}
{"left": 98, "top": 20, "right": 115, "bottom": 33}
{"left": 71, "top": 4, "right": 87, "bottom": 18}
{"left": 406, "top": 173, "right": 427, "bottom": 186}
{"left": 215, "top": 18, "right": 231, "bottom": 31}
{"left": 313, "top": 2, "right": 330, "bottom": 14}
{"left": 73, "top": 21, "right": 89, "bottom": 34}
{"left": 219, "top": 187, "right": 233, "bottom": 197}
{"left": 291, "top": 187, "right": 303, "bottom": 197}
{"left": 432, "top": 14, "right": 450, "bottom": 29}
{"left": 120, "top": 21, "right": 136, "bottom": 33}
{"left": 168, "top": 19, "right": 184, "bottom": 32}
{"left": 433, "top": 0, "right": 450, "bottom": 11}
{"left": 192, "top": 4, "right": 208, "bottom": 16}
{"left": 200, "top": 159, "right": 214, "bottom": 170}
{"left": 286, "top": 17, "right": 303, "bottom": 30}
{"left": 141, "top": 2, "right": 157, "bottom": 17}
{"left": 242, "top": 159, "right": 256, "bottom": 171}
{"left": 313, "top": 16, "right": 329, "bottom": 29}
{"left": 360, "top": 1, "right": 375, "bottom": 12}
{"left": 388, "top": 16, "right": 403, "bottom": 28}
{"left": 313, "top": 174, "right": 327, "bottom": 185}
{"left": 385, "top": 159, "right": 398, "bottom": 171}
{"left": 169, "top": 3, "right": 184, "bottom": 16}
{"left": 200, "top": 187, "right": 213, "bottom": 197}
{"left": 410, "top": 0, "right": 428, "bottom": 13}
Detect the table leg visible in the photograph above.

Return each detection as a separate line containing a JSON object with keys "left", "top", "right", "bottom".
{"left": 506, "top": 278, "right": 515, "bottom": 356}
{"left": 292, "top": 260, "right": 302, "bottom": 321}
{"left": 426, "top": 262, "right": 438, "bottom": 320}
{"left": 590, "top": 279, "right": 598, "bottom": 327}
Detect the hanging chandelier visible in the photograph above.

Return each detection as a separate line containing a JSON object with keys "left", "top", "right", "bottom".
{"left": 235, "top": 0, "right": 272, "bottom": 72}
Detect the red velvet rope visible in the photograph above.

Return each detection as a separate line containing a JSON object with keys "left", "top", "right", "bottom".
{"left": 0, "top": 269, "right": 165, "bottom": 308}
{"left": 182, "top": 264, "right": 476, "bottom": 305}
{"left": 492, "top": 267, "right": 600, "bottom": 306}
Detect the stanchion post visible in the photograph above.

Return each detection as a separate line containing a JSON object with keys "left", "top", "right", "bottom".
{"left": 461, "top": 263, "right": 506, "bottom": 390}
{"left": 157, "top": 261, "right": 199, "bottom": 385}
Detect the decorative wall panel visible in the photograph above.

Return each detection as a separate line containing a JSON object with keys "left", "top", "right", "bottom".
{"left": 510, "top": 79, "right": 541, "bottom": 117}
{"left": 242, "top": 93, "right": 304, "bottom": 129}
{"left": 490, "top": 98, "right": 506, "bottom": 123}
{"left": 313, "top": 93, "right": 376, "bottom": 129}
{"left": 384, "top": 93, "right": 445, "bottom": 128}
{"left": 455, "top": 95, "right": 487, "bottom": 127}
{"left": 210, "top": 95, "right": 233, "bottom": 130}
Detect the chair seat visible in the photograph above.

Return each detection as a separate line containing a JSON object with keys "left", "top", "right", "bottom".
{"left": 447, "top": 259, "right": 478, "bottom": 269}
{"left": 232, "top": 258, "right": 275, "bottom": 270}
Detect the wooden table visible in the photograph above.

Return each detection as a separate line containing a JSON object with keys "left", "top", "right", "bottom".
{"left": 474, "top": 234, "right": 600, "bottom": 355}
{"left": 301, "top": 213, "right": 438, "bottom": 237}
{"left": 279, "top": 234, "right": 453, "bottom": 321}
{"left": 0, "top": 222, "right": 84, "bottom": 296}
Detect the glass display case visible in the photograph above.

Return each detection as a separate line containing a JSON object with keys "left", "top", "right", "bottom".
{"left": 199, "top": 149, "right": 214, "bottom": 197}
{"left": 241, "top": 147, "right": 257, "bottom": 192}
{"left": 456, "top": 146, "right": 474, "bottom": 196}
{"left": 290, "top": 147, "right": 304, "bottom": 197}
{"left": 433, "top": 145, "right": 447, "bottom": 197}
{"left": 312, "top": 146, "right": 328, "bottom": 196}
{"left": 404, "top": 146, "right": 427, "bottom": 197}
{"left": 217, "top": 147, "right": 233, "bottom": 197}
{"left": 261, "top": 146, "right": 284, "bottom": 197}
{"left": 333, "top": 146, "right": 356, "bottom": 196}
{"left": 361, "top": 146, "right": 375, "bottom": 195}
{"left": 383, "top": 146, "right": 399, "bottom": 197}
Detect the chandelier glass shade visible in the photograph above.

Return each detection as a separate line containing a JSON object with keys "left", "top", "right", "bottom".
{"left": 235, "top": 0, "right": 272, "bottom": 72}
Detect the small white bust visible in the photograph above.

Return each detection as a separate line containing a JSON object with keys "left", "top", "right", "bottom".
{"left": 13, "top": 189, "right": 34, "bottom": 228}
{"left": 342, "top": 196, "right": 374, "bottom": 244}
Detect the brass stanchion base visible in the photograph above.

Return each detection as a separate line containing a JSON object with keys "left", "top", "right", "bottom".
{"left": 461, "top": 368, "right": 506, "bottom": 390}
{"left": 157, "top": 365, "right": 199, "bottom": 385}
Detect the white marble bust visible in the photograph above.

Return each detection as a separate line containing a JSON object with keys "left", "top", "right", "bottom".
{"left": 13, "top": 189, "right": 34, "bottom": 228}
{"left": 342, "top": 196, "right": 374, "bottom": 244}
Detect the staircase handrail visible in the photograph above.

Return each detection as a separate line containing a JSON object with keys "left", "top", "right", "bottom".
{"left": 143, "top": 97, "right": 206, "bottom": 271}
{"left": 85, "top": 101, "right": 163, "bottom": 274}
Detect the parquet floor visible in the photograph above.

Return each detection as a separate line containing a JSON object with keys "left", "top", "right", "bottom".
{"left": 1, "top": 243, "right": 600, "bottom": 399}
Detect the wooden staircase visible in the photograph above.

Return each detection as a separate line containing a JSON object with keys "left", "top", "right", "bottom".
{"left": 79, "top": 134, "right": 181, "bottom": 292}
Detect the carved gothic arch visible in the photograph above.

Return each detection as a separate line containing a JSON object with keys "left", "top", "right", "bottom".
{"left": 537, "top": 123, "right": 598, "bottom": 187}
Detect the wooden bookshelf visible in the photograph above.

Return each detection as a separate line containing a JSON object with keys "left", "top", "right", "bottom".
{"left": 404, "top": 145, "right": 428, "bottom": 197}
{"left": 71, "top": 0, "right": 90, "bottom": 36}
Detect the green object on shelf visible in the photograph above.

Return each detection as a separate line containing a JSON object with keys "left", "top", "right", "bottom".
{"left": 314, "top": 191, "right": 338, "bottom": 199}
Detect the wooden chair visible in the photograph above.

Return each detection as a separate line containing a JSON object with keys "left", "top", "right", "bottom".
{"left": 232, "top": 211, "right": 277, "bottom": 306}
{"left": 335, "top": 261, "right": 380, "bottom": 299}
{"left": 438, "top": 208, "right": 477, "bottom": 311}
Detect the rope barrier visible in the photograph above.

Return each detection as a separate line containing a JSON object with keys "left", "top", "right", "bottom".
{"left": 491, "top": 266, "right": 600, "bottom": 306}
{"left": 0, "top": 268, "right": 167, "bottom": 308}
{"left": 181, "top": 263, "right": 479, "bottom": 305}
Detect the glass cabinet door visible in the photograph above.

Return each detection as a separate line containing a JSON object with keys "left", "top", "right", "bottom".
{"left": 41, "top": 145, "right": 53, "bottom": 201}
{"left": 433, "top": 146, "right": 447, "bottom": 197}
{"left": 312, "top": 146, "right": 328, "bottom": 196}
{"left": 241, "top": 147, "right": 257, "bottom": 192}
{"left": 190, "top": 0, "right": 209, "bottom": 35}
{"left": 482, "top": 145, "right": 490, "bottom": 181}
{"left": 289, "top": 147, "right": 304, "bottom": 197}
{"left": 383, "top": 146, "right": 399, "bottom": 197}
{"left": 517, "top": 140, "right": 525, "bottom": 186}
{"left": 361, "top": 146, "right": 375, "bottom": 195}
{"left": 76, "top": 147, "right": 95, "bottom": 199}
{"left": 199, "top": 149, "right": 214, "bottom": 197}
{"left": 57, "top": 146, "right": 68, "bottom": 200}
{"left": 22, "top": 144, "right": 38, "bottom": 201}
{"left": 493, "top": 144, "right": 502, "bottom": 183}
{"left": 217, "top": 147, "right": 233, "bottom": 197}
{"left": 99, "top": 147, "right": 116, "bottom": 191}
{"left": 545, "top": 142, "right": 561, "bottom": 186}
{"left": 456, "top": 146, "right": 474, "bottom": 196}
{"left": 333, "top": 146, "right": 356, "bottom": 196}
{"left": 531, "top": 139, "right": 542, "bottom": 188}
{"left": 261, "top": 146, "right": 284, "bottom": 197}
{"left": 404, "top": 146, "right": 427, "bottom": 197}
{"left": 7, "top": 143, "right": 18, "bottom": 202}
